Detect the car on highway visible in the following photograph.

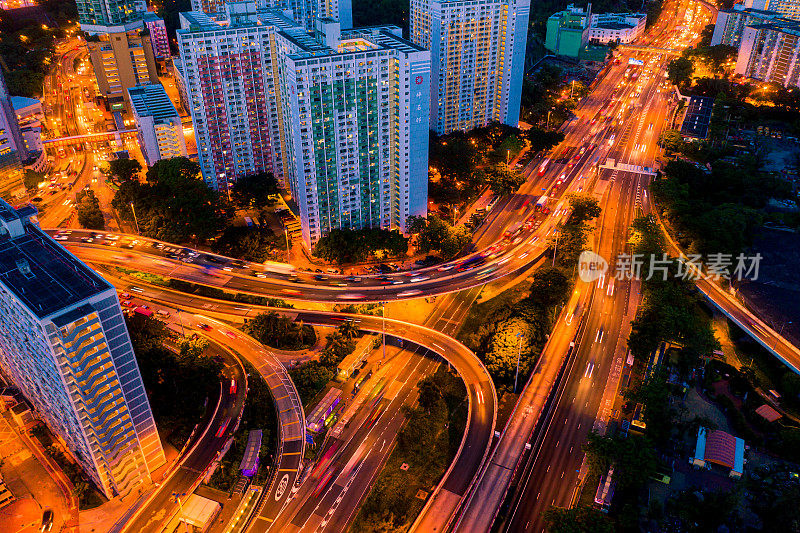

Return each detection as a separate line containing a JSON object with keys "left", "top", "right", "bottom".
{"left": 281, "top": 288, "right": 301, "bottom": 296}
{"left": 41, "top": 509, "right": 54, "bottom": 532}
{"left": 338, "top": 293, "right": 364, "bottom": 299}
{"left": 313, "top": 274, "right": 328, "bottom": 281}
{"left": 198, "top": 324, "right": 212, "bottom": 331}
{"left": 437, "top": 264, "right": 455, "bottom": 272}
{"left": 230, "top": 379, "right": 237, "bottom": 394}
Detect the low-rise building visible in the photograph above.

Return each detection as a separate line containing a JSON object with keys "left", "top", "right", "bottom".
{"left": 11, "top": 97, "right": 45, "bottom": 157}
{"left": 127, "top": 83, "right": 186, "bottom": 166}
{"left": 691, "top": 427, "right": 745, "bottom": 479}
{"left": 546, "top": 4, "right": 592, "bottom": 58}
{"left": 587, "top": 12, "right": 646, "bottom": 44}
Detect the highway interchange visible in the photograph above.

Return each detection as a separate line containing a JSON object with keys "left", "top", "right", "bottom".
{"left": 32, "top": 0, "right": 800, "bottom": 530}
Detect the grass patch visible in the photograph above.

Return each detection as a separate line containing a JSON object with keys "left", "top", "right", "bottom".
{"left": 351, "top": 367, "right": 467, "bottom": 532}
{"left": 114, "top": 266, "right": 169, "bottom": 286}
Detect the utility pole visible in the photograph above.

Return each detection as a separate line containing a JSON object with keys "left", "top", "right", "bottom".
{"left": 284, "top": 225, "right": 291, "bottom": 263}
{"left": 129, "top": 202, "right": 140, "bottom": 234}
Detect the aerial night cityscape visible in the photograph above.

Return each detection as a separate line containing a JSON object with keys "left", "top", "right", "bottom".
{"left": 0, "top": 0, "right": 800, "bottom": 530}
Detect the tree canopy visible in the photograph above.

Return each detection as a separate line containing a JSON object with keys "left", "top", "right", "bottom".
{"left": 242, "top": 311, "right": 315, "bottom": 350}
{"left": 230, "top": 171, "right": 280, "bottom": 210}
{"left": 112, "top": 157, "right": 227, "bottom": 242}
{"left": 313, "top": 228, "right": 408, "bottom": 264}
{"left": 76, "top": 189, "right": 104, "bottom": 230}
{"left": 212, "top": 226, "right": 281, "bottom": 263}
{"left": 486, "top": 164, "right": 526, "bottom": 196}
{"left": 409, "top": 214, "right": 471, "bottom": 259}
{"left": 106, "top": 158, "right": 142, "bottom": 183}
{"left": 667, "top": 57, "right": 694, "bottom": 87}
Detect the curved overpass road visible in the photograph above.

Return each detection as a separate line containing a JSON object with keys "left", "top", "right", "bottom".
{"left": 90, "top": 271, "right": 496, "bottom": 532}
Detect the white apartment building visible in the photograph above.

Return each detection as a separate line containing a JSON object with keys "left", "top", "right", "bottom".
{"left": 410, "top": 0, "right": 530, "bottom": 135}
{"left": 711, "top": 4, "right": 787, "bottom": 46}
{"left": 178, "top": 3, "right": 429, "bottom": 247}
{"left": 0, "top": 200, "right": 165, "bottom": 499}
{"left": 735, "top": 20, "right": 800, "bottom": 87}
{"left": 744, "top": 0, "right": 800, "bottom": 21}
{"left": 587, "top": 12, "right": 646, "bottom": 44}
{"left": 128, "top": 84, "right": 187, "bottom": 166}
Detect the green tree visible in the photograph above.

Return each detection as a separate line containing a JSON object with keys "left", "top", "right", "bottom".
{"left": 23, "top": 169, "right": 46, "bottom": 190}
{"left": 413, "top": 214, "right": 470, "bottom": 259}
{"left": 179, "top": 336, "right": 209, "bottom": 359}
{"left": 243, "top": 311, "right": 315, "bottom": 350}
{"left": 486, "top": 163, "right": 526, "bottom": 196}
{"left": 527, "top": 128, "right": 565, "bottom": 154}
{"left": 583, "top": 432, "right": 658, "bottom": 490}
{"left": 106, "top": 158, "right": 142, "bottom": 183}
{"left": 527, "top": 267, "right": 570, "bottom": 307}
{"left": 337, "top": 320, "right": 359, "bottom": 340}
{"left": 566, "top": 194, "right": 601, "bottom": 225}
{"left": 543, "top": 505, "right": 615, "bottom": 533}
{"left": 230, "top": 171, "right": 279, "bottom": 209}
{"left": 112, "top": 157, "right": 226, "bottom": 242}
{"left": 484, "top": 317, "right": 533, "bottom": 389}
{"left": 289, "top": 361, "right": 334, "bottom": 406}
{"left": 659, "top": 129, "right": 684, "bottom": 152}
{"left": 76, "top": 189, "right": 104, "bottom": 230}
{"left": 313, "top": 228, "right": 408, "bottom": 264}
{"left": 212, "top": 226, "right": 280, "bottom": 263}
{"left": 667, "top": 57, "right": 694, "bottom": 87}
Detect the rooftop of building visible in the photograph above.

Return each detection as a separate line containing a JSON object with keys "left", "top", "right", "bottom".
{"left": 127, "top": 83, "right": 179, "bottom": 121}
{"left": 178, "top": 7, "right": 425, "bottom": 58}
{"left": 748, "top": 19, "right": 800, "bottom": 35}
{"left": 10, "top": 96, "right": 40, "bottom": 113}
{"left": 140, "top": 11, "right": 165, "bottom": 23}
{"left": 593, "top": 21, "right": 634, "bottom": 30}
{"left": 0, "top": 200, "right": 110, "bottom": 319}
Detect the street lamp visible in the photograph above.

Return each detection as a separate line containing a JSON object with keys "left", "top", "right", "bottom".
{"left": 172, "top": 492, "right": 189, "bottom": 533}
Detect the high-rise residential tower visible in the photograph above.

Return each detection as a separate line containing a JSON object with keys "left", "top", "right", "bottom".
{"left": 0, "top": 68, "right": 26, "bottom": 177}
{"left": 0, "top": 199, "right": 165, "bottom": 499}
{"left": 177, "top": 4, "right": 429, "bottom": 246}
{"left": 410, "top": 0, "right": 530, "bottom": 135}
{"left": 281, "top": 20, "right": 430, "bottom": 245}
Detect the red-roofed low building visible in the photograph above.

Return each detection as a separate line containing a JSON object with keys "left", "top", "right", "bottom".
{"left": 691, "top": 427, "right": 746, "bottom": 479}
{"left": 755, "top": 404, "right": 782, "bottom": 423}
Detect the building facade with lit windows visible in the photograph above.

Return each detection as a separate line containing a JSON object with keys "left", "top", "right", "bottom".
{"left": 142, "top": 12, "right": 171, "bottom": 60}
{"left": 281, "top": 20, "right": 430, "bottom": 246}
{"left": 0, "top": 199, "right": 165, "bottom": 500}
{"left": 711, "top": 4, "right": 788, "bottom": 46}
{"left": 734, "top": 20, "right": 800, "bottom": 87}
{"left": 128, "top": 83, "right": 187, "bottom": 166}
{"left": 0, "top": 69, "right": 25, "bottom": 180}
{"left": 744, "top": 0, "right": 800, "bottom": 21}
{"left": 410, "top": 0, "right": 530, "bottom": 135}
{"left": 178, "top": 3, "right": 428, "bottom": 246}
{"left": 76, "top": 0, "right": 137, "bottom": 28}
